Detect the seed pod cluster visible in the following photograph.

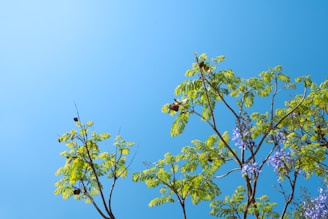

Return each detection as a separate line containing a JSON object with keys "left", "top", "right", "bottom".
{"left": 169, "top": 104, "right": 179, "bottom": 112}
{"left": 73, "top": 188, "right": 81, "bottom": 195}
{"left": 199, "top": 61, "right": 205, "bottom": 68}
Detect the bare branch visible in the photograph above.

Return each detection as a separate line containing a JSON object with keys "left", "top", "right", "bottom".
{"left": 213, "top": 168, "right": 240, "bottom": 179}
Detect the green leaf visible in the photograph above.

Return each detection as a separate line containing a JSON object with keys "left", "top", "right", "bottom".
{"left": 55, "top": 167, "right": 63, "bottom": 176}
{"left": 277, "top": 73, "right": 290, "bottom": 82}
{"left": 86, "top": 120, "right": 94, "bottom": 127}
{"left": 170, "top": 113, "right": 189, "bottom": 136}
{"left": 161, "top": 104, "right": 171, "bottom": 113}
{"left": 99, "top": 133, "right": 110, "bottom": 140}
{"left": 259, "top": 71, "right": 274, "bottom": 83}
{"left": 244, "top": 92, "right": 254, "bottom": 107}
{"left": 80, "top": 128, "right": 88, "bottom": 136}
{"left": 206, "top": 135, "right": 218, "bottom": 147}
{"left": 120, "top": 147, "right": 130, "bottom": 155}
{"left": 99, "top": 152, "right": 109, "bottom": 160}
{"left": 185, "top": 69, "right": 197, "bottom": 77}
{"left": 62, "top": 188, "right": 74, "bottom": 199}
{"left": 157, "top": 169, "right": 171, "bottom": 184}
{"left": 148, "top": 196, "right": 174, "bottom": 207}
{"left": 211, "top": 55, "right": 225, "bottom": 64}
{"left": 145, "top": 178, "right": 160, "bottom": 187}
{"left": 198, "top": 53, "right": 208, "bottom": 62}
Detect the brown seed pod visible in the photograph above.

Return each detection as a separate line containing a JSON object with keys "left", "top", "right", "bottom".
{"left": 73, "top": 117, "right": 78, "bottom": 122}
{"left": 199, "top": 61, "right": 205, "bottom": 68}
{"left": 169, "top": 104, "right": 179, "bottom": 112}
{"left": 207, "top": 158, "right": 213, "bottom": 162}
{"left": 73, "top": 188, "right": 81, "bottom": 195}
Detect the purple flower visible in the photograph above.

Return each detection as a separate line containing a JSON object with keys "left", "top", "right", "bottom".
{"left": 242, "top": 161, "right": 261, "bottom": 175}
{"left": 232, "top": 123, "right": 255, "bottom": 150}
{"left": 269, "top": 146, "right": 294, "bottom": 181}
{"left": 303, "top": 187, "right": 328, "bottom": 219}
{"left": 276, "top": 132, "right": 287, "bottom": 143}
{"left": 232, "top": 127, "right": 245, "bottom": 150}
{"left": 232, "top": 127, "right": 240, "bottom": 140}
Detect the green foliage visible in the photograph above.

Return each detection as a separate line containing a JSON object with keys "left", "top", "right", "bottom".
{"left": 155, "top": 53, "right": 328, "bottom": 218}
{"left": 171, "top": 112, "right": 190, "bottom": 136}
{"left": 132, "top": 148, "right": 221, "bottom": 209}
{"left": 56, "top": 53, "right": 328, "bottom": 219}
{"left": 181, "top": 133, "right": 230, "bottom": 177}
{"left": 209, "top": 186, "right": 279, "bottom": 218}
{"left": 279, "top": 80, "right": 328, "bottom": 180}
{"left": 251, "top": 195, "right": 279, "bottom": 218}
{"left": 149, "top": 196, "right": 175, "bottom": 207}
{"left": 210, "top": 186, "right": 246, "bottom": 218}
{"left": 55, "top": 119, "right": 134, "bottom": 219}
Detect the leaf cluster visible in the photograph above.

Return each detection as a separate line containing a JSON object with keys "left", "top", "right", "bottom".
{"left": 132, "top": 149, "right": 221, "bottom": 208}
{"left": 157, "top": 53, "right": 328, "bottom": 218}
{"left": 55, "top": 119, "right": 134, "bottom": 219}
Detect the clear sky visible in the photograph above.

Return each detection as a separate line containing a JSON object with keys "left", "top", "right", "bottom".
{"left": 0, "top": 1, "right": 327, "bottom": 219}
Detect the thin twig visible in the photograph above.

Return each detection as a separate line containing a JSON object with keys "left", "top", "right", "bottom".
{"left": 213, "top": 168, "right": 240, "bottom": 179}
{"left": 280, "top": 172, "right": 298, "bottom": 219}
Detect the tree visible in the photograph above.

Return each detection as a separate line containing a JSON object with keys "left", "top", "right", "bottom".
{"left": 55, "top": 116, "right": 135, "bottom": 219}
{"left": 133, "top": 53, "right": 328, "bottom": 219}
{"left": 55, "top": 53, "right": 327, "bottom": 219}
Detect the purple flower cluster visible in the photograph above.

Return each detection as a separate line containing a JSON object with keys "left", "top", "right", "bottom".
{"left": 303, "top": 187, "right": 328, "bottom": 219}
{"left": 241, "top": 161, "right": 261, "bottom": 175}
{"left": 276, "top": 131, "right": 287, "bottom": 143}
{"left": 268, "top": 132, "right": 295, "bottom": 181}
{"left": 232, "top": 127, "right": 245, "bottom": 149}
{"left": 269, "top": 146, "right": 294, "bottom": 180}
{"left": 232, "top": 122, "right": 255, "bottom": 150}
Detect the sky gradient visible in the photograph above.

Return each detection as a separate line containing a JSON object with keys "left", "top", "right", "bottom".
{"left": 1, "top": 1, "right": 328, "bottom": 218}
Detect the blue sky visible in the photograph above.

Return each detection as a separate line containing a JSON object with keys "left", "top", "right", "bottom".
{"left": 0, "top": 1, "right": 327, "bottom": 218}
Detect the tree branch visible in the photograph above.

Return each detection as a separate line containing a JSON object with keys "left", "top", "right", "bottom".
{"left": 213, "top": 168, "right": 240, "bottom": 179}
{"left": 205, "top": 78, "right": 239, "bottom": 119}
{"left": 81, "top": 180, "right": 110, "bottom": 219}
{"left": 252, "top": 87, "right": 307, "bottom": 159}
{"left": 83, "top": 138, "right": 112, "bottom": 218}
{"left": 280, "top": 172, "right": 298, "bottom": 219}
